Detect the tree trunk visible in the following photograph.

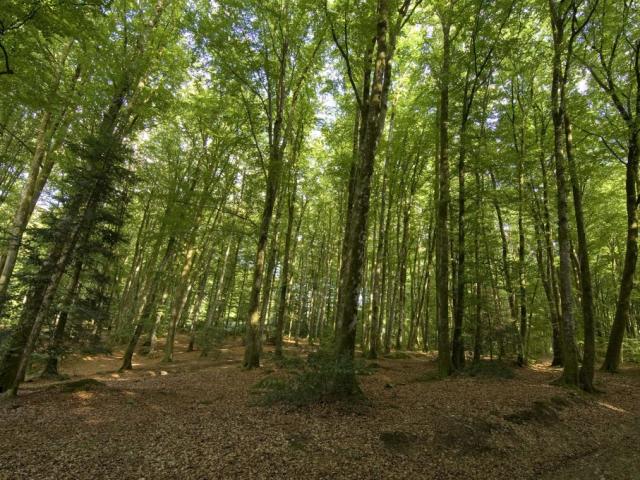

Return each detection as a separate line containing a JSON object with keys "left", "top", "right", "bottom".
{"left": 334, "top": 0, "right": 396, "bottom": 393}
{"left": 0, "top": 43, "right": 77, "bottom": 311}
{"left": 368, "top": 112, "right": 393, "bottom": 359}
{"left": 550, "top": 1, "right": 579, "bottom": 384}
{"left": 164, "top": 247, "right": 197, "bottom": 362}
{"left": 120, "top": 236, "right": 176, "bottom": 371}
{"left": 537, "top": 121, "right": 563, "bottom": 366}
{"left": 565, "top": 111, "right": 596, "bottom": 390}
{"left": 0, "top": 111, "right": 52, "bottom": 308}
{"left": 452, "top": 122, "right": 468, "bottom": 369}
{"left": 435, "top": 17, "right": 452, "bottom": 377}
{"left": 243, "top": 37, "right": 290, "bottom": 369}
{"left": 42, "top": 260, "right": 83, "bottom": 378}
{"left": 274, "top": 178, "right": 299, "bottom": 357}
{"left": 602, "top": 130, "right": 639, "bottom": 372}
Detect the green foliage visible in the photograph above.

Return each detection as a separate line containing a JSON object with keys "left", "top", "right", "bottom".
{"left": 254, "top": 346, "right": 365, "bottom": 406}
{"left": 274, "top": 354, "right": 305, "bottom": 370}
{"left": 54, "top": 378, "right": 106, "bottom": 393}
{"left": 79, "top": 343, "right": 112, "bottom": 356}
{"left": 623, "top": 338, "right": 640, "bottom": 364}
{"left": 197, "top": 326, "right": 226, "bottom": 357}
{"left": 462, "top": 360, "right": 515, "bottom": 379}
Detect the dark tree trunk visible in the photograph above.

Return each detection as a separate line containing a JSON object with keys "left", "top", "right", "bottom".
{"left": 602, "top": 132, "right": 639, "bottom": 372}
{"left": 550, "top": 0, "right": 579, "bottom": 384}
{"left": 436, "top": 17, "right": 452, "bottom": 377}
{"left": 564, "top": 111, "right": 596, "bottom": 390}
{"left": 43, "top": 260, "right": 83, "bottom": 378}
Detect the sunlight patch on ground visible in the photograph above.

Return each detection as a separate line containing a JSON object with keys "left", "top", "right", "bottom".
{"left": 72, "top": 391, "right": 95, "bottom": 401}
{"left": 597, "top": 401, "right": 627, "bottom": 413}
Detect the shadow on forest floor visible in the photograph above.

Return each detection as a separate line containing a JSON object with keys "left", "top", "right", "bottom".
{"left": 1, "top": 335, "right": 639, "bottom": 480}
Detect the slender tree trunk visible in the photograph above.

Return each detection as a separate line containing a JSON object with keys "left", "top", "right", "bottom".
{"left": 42, "top": 260, "right": 83, "bottom": 378}
{"left": 334, "top": 0, "right": 397, "bottom": 393}
{"left": 147, "top": 288, "right": 169, "bottom": 355}
{"left": 602, "top": 130, "right": 639, "bottom": 372}
{"left": 473, "top": 174, "right": 483, "bottom": 364}
{"left": 394, "top": 199, "right": 411, "bottom": 350}
{"left": 491, "top": 170, "right": 519, "bottom": 360}
{"left": 243, "top": 35, "right": 291, "bottom": 368}
{"left": 550, "top": 1, "right": 579, "bottom": 384}
{"left": 436, "top": 17, "right": 452, "bottom": 377}
{"left": 564, "top": 110, "right": 596, "bottom": 390}
{"left": 258, "top": 196, "right": 283, "bottom": 340}
{"left": 452, "top": 105, "right": 472, "bottom": 369}
{"left": 369, "top": 113, "right": 393, "bottom": 359}
{"left": 0, "top": 112, "right": 52, "bottom": 308}
{"left": 517, "top": 132, "right": 527, "bottom": 367}
{"left": 0, "top": 44, "right": 78, "bottom": 310}
{"left": 120, "top": 237, "right": 176, "bottom": 371}
{"left": 274, "top": 179, "right": 299, "bottom": 357}
{"left": 537, "top": 122, "right": 563, "bottom": 366}
{"left": 164, "top": 247, "right": 197, "bottom": 362}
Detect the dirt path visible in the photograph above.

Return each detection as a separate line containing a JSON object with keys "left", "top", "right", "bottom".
{"left": 1, "top": 340, "right": 639, "bottom": 480}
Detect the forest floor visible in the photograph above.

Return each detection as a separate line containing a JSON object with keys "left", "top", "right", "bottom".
{"left": 1, "top": 336, "right": 639, "bottom": 480}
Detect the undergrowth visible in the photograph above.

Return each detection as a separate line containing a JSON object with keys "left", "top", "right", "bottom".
{"left": 253, "top": 347, "right": 371, "bottom": 407}
{"left": 462, "top": 360, "right": 515, "bottom": 379}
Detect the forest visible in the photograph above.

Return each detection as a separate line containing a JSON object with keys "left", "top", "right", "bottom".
{"left": 0, "top": 0, "right": 639, "bottom": 478}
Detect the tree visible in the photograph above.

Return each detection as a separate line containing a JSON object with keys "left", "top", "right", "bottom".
{"left": 581, "top": 0, "right": 640, "bottom": 373}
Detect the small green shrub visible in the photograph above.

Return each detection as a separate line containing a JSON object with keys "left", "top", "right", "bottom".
{"left": 80, "top": 343, "right": 113, "bottom": 355}
{"left": 197, "top": 326, "right": 226, "bottom": 357}
{"left": 274, "top": 354, "right": 305, "bottom": 370}
{"left": 623, "top": 337, "right": 640, "bottom": 364}
{"left": 253, "top": 376, "right": 288, "bottom": 391}
{"left": 463, "top": 360, "right": 515, "bottom": 379}
{"left": 253, "top": 346, "right": 365, "bottom": 406}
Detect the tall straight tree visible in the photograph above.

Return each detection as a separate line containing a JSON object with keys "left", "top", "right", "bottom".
{"left": 582, "top": 0, "right": 640, "bottom": 373}
{"left": 548, "top": 0, "right": 580, "bottom": 386}
{"left": 435, "top": 2, "right": 454, "bottom": 377}
{"left": 329, "top": 0, "right": 420, "bottom": 393}
{"left": 559, "top": 0, "right": 598, "bottom": 390}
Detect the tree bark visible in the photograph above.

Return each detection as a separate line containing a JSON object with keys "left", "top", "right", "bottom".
{"left": 274, "top": 176, "right": 300, "bottom": 357}
{"left": 334, "top": 0, "right": 402, "bottom": 393}
{"left": 243, "top": 37, "right": 290, "bottom": 369}
{"left": 549, "top": 0, "right": 579, "bottom": 384}
{"left": 42, "top": 260, "right": 83, "bottom": 378}
{"left": 436, "top": 16, "right": 452, "bottom": 377}
{"left": 565, "top": 110, "right": 596, "bottom": 390}
{"left": 602, "top": 130, "right": 639, "bottom": 371}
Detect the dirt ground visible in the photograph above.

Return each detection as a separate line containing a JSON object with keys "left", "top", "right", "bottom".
{"left": 1, "top": 337, "right": 639, "bottom": 480}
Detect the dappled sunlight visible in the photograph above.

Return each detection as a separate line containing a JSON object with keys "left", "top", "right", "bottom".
{"left": 1, "top": 0, "right": 639, "bottom": 479}
{"left": 72, "top": 391, "right": 95, "bottom": 401}
{"left": 596, "top": 401, "right": 627, "bottom": 414}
